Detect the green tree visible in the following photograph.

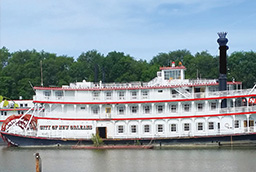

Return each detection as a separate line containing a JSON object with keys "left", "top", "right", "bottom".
{"left": 228, "top": 51, "right": 256, "bottom": 88}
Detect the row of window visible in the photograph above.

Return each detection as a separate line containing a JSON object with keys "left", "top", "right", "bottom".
{"left": 0, "top": 111, "right": 26, "bottom": 116}
{"left": 39, "top": 125, "right": 93, "bottom": 130}
{"left": 117, "top": 121, "right": 240, "bottom": 134}
{"left": 44, "top": 90, "right": 150, "bottom": 100}
{"left": 86, "top": 103, "right": 218, "bottom": 115}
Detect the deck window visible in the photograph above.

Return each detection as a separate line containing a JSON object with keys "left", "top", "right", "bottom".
{"left": 157, "top": 105, "right": 163, "bottom": 113}
{"left": 131, "top": 125, "right": 137, "bottom": 133}
{"left": 144, "top": 125, "right": 150, "bottom": 133}
{"left": 44, "top": 91, "right": 51, "bottom": 97}
{"left": 92, "top": 107, "right": 99, "bottom": 114}
{"left": 118, "top": 106, "right": 125, "bottom": 115}
{"left": 197, "top": 103, "right": 203, "bottom": 111}
{"left": 131, "top": 106, "right": 138, "bottom": 113}
{"left": 157, "top": 124, "right": 164, "bottom": 133}
{"left": 131, "top": 91, "right": 137, "bottom": 99}
{"left": 93, "top": 92, "right": 100, "bottom": 100}
{"left": 171, "top": 105, "right": 177, "bottom": 113}
{"left": 118, "top": 126, "right": 124, "bottom": 133}
{"left": 55, "top": 91, "right": 63, "bottom": 97}
{"left": 208, "top": 122, "right": 214, "bottom": 130}
{"left": 170, "top": 124, "right": 177, "bottom": 132}
{"left": 197, "top": 122, "right": 203, "bottom": 131}
{"left": 210, "top": 103, "right": 217, "bottom": 110}
{"left": 144, "top": 105, "right": 150, "bottom": 114}
{"left": 105, "top": 108, "right": 111, "bottom": 114}
{"left": 234, "top": 120, "right": 240, "bottom": 128}
{"left": 105, "top": 92, "right": 112, "bottom": 100}
{"left": 184, "top": 123, "right": 190, "bottom": 131}
{"left": 142, "top": 91, "right": 148, "bottom": 99}
{"left": 184, "top": 104, "right": 190, "bottom": 112}
{"left": 119, "top": 91, "right": 125, "bottom": 100}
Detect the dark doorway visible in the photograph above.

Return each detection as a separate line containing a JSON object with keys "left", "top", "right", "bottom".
{"left": 97, "top": 127, "right": 107, "bottom": 139}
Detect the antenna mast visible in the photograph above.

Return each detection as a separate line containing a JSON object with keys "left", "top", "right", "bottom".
{"left": 40, "top": 60, "right": 43, "bottom": 86}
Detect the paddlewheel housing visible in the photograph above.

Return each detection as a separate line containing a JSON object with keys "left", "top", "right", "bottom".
{"left": 0, "top": 114, "right": 37, "bottom": 145}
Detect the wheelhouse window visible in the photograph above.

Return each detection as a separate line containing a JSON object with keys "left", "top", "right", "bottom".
{"left": 208, "top": 122, "right": 214, "bottom": 130}
{"left": 118, "top": 126, "right": 124, "bottom": 133}
{"left": 144, "top": 125, "right": 150, "bottom": 133}
{"left": 170, "top": 124, "right": 177, "bottom": 132}
{"left": 119, "top": 91, "right": 125, "bottom": 100}
{"left": 164, "top": 70, "right": 181, "bottom": 80}
{"left": 144, "top": 105, "right": 150, "bottom": 114}
{"left": 157, "top": 124, "right": 164, "bottom": 133}
{"left": 131, "top": 125, "right": 137, "bottom": 133}
{"left": 184, "top": 123, "right": 190, "bottom": 131}
{"left": 197, "top": 122, "right": 203, "bottom": 131}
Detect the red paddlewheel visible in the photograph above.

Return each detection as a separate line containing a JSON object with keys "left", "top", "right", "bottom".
{"left": 1, "top": 114, "right": 37, "bottom": 132}
{"left": 1, "top": 114, "right": 37, "bottom": 145}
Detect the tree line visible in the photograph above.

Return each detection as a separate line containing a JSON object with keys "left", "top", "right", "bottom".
{"left": 1, "top": 47, "right": 256, "bottom": 99}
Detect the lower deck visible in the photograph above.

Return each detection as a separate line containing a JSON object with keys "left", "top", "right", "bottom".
{"left": 35, "top": 114, "right": 256, "bottom": 140}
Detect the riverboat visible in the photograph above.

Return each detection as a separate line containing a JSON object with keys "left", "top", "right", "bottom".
{"left": 1, "top": 62, "right": 256, "bottom": 147}
{"left": 2, "top": 33, "right": 256, "bottom": 147}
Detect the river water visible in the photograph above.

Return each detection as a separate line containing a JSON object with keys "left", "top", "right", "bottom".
{"left": 1, "top": 146, "right": 256, "bottom": 172}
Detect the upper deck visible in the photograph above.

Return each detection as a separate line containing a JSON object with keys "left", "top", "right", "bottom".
{"left": 33, "top": 62, "right": 244, "bottom": 104}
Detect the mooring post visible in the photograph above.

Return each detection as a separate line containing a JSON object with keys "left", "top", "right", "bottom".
{"left": 35, "top": 153, "right": 42, "bottom": 172}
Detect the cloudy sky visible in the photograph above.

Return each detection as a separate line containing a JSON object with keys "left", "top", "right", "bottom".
{"left": 1, "top": 0, "right": 256, "bottom": 61}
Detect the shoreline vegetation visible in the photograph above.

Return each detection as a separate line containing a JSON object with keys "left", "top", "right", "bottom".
{"left": 1, "top": 47, "right": 256, "bottom": 100}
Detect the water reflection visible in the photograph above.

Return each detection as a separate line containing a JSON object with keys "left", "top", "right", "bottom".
{"left": 1, "top": 146, "right": 256, "bottom": 172}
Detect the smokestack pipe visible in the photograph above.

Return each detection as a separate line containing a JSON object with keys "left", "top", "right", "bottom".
{"left": 217, "top": 32, "right": 228, "bottom": 108}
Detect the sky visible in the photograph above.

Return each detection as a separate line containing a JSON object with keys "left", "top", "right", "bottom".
{"left": 1, "top": 0, "right": 256, "bottom": 61}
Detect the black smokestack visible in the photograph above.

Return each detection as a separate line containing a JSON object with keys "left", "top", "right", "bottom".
{"left": 217, "top": 32, "right": 228, "bottom": 108}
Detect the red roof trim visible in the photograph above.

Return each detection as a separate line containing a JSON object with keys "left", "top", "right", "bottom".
{"left": 33, "top": 94, "right": 256, "bottom": 105}
{"left": 33, "top": 81, "right": 242, "bottom": 91}
{"left": 33, "top": 111, "right": 256, "bottom": 121}
{"left": 160, "top": 66, "right": 186, "bottom": 70}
